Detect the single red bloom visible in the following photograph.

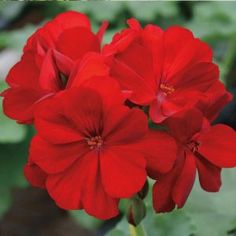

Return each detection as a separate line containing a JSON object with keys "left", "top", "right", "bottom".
{"left": 25, "top": 78, "right": 176, "bottom": 219}
{"left": 152, "top": 108, "right": 236, "bottom": 213}
{"left": 103, "top": 18, "right": 221, "bottom": 123}
{"left": 2, "top": 11, "right": 108, "bottom": 124}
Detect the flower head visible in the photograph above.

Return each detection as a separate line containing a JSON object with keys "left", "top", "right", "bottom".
{"left": 25, "top": 77, "right": 176, "bottom": 219}
{"left": 152, "top": 108, "right": 236, "bottom": 213}
{"left": 103, "top": 18, "right": 222, "bottom": 123}
{"left": 2, "top": 11, "right": 108, "bottom": 124}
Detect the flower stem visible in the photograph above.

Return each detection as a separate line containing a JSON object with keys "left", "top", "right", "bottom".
{"left": 129, "top": 224, "right": 146, "bottom": 236}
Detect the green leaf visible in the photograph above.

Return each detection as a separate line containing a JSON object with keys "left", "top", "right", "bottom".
{"left": 184, "top": 169, "right": 236, "bottom": 236}
{"left": 0, "top": 25, "right": 36, "bottom": 51}
{"left": 127, "top": 2, "right": 178, "bottom": 21}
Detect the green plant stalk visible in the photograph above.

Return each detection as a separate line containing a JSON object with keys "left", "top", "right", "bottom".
{"left": 129, "top": 224, "right": 147, "bottom": 236}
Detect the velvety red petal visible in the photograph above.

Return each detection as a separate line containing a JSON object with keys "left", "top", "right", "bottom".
{"left": 56, "top": 27, "right": 100, "bottom": 61}
{"left": 164, "top": 26, "right": 212, "bottom": 79}
{"left": 35, "top": 96, "right": 83, "bottom": 144}
{"left": 38, "top": 50, "right": 61, "bottom": 91}
{"left": 53, "top": 49, "right": 74, "bottom": 77}
{"left": 3, "top": 87, "right": 45, "bottom": 123}
{"left": 6, "top": 52, "right": 40, "bottom": 88}
{"left": 83, "top": 152, "right": 119, "bottom": 219}
{"left": 109, "top": 57, "right": 156, "bottom": 105}
{"left": 142, "top": 24, "right": 163, "bottom": 78}
{"left": 172, "top": 152, "right": 196, "bottom": 208}
{"left": 30, "top": 136, "right": 88, "bottom": 174}
{"left": 197, "top": 80, "right": 232, "bottom": 122}
{"left": 195, "top": 152, "right": 222, "bottom": 192}
{"left": 96, "top": 21, "right": 109, "bottom": 43}
{"left": 166, "top": 108, "right": 204, "bottom": 144}
{"left": 153, "top": 179, "right": 176, "bottom": 213}
{"left": 144, "top": 131, "right": 177, "bottom": 175}
{"left": 127, "top": 18, "right": 142, "bottom": 30}
{"left": 152, "top": 161, "right": 182, "bottom": 213}
{"left": 46, "top": 151, "right": 119, "bottom": 219}
{"left": 62, "top": 87, "right": 103, "bottom": 138}
{"left": 127, "top": 130, "right": 177, "bottom": 176}
{"left": 198, "top": 124, "right": 236, "bottom": 168}
{"left": 115, "top": 41, "right": 156, "bottom": 90}
{"left": 170, "top": 62, "right": 219, "bottom": 92}
{"left": 69, "top": 53, "right": 109, "bottom": 88}
{"left": 24, "top": 11, "right": 91, "bottom": 52}
{"left": 24, "top": 162, "right": 47, "bottom": 188}
{"left": 100, "top": 147, "right": 146, "bottom": 198}
{"left": 104, "top": 107, "right": 148, "bottom": 145}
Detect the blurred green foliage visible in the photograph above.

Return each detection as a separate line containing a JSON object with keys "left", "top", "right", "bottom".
{"left": 0, "top": 1, "right": 236, "bottom": 236}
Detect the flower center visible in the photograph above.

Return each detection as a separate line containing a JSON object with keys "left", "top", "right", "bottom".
{"left": 86, "top": 136, "right": 103, "bottom": 150}
{"left": 59, "top": 72, "right": 68, "bottom": 89}
{"left": 186, "top": 140, "right": 200, "bottom": 153}
{"left": 160, "top": 83, "right": 175, "bottom": 95}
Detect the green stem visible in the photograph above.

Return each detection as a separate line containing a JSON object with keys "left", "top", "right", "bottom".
{"left": 129, "top": 224, "right": 147, "bottom": 236}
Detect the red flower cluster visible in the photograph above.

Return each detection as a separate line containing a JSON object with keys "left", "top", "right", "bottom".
{"left": 2, "top": 11, "right": 236, "bottom": 220}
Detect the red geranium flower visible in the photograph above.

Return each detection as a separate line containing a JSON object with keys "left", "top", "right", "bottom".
{"left": 152, "top": 108, "right": 236, "bottom": 213}
{"left": 25, "top": 78, "right": 177, "bottom": 219}
{"left": 2, "top": 11, "right": 108, "bottom": 124}
{"left": 103, "top": 19, "right": 220, "bottom": 123}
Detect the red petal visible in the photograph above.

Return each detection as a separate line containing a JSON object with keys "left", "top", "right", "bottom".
{"left": 46, "top": 152, "right": 119, "bottom": 219}
{"left": 142, "top": 24, "right": 163, "bottom": 78}
{"left": 104, "top": 107, "right": 148, "bottom": 145}
{"left": 69, "top": 53, "right": 109, "bottom": 88}
{"left": 2, "top": 87, "right": 44, "bottom": 123}
{"left": 96, "top": 21, "right": 109, "bottom": 43}
{"left": 38, "top": 50, "right": 61, "bottom": 91}
{"left": 24, "top": 162, "right": 47, "bottom": 188}
{"left": 127, "top": 18, "right": 142, "bottom": 30}
{"left": 166, "top": 108, "right": 204, "bottom": 144}
{"left": 35, "top": 96, "right": 83, "bottom": 144}
{"left": 128, "top": 130, "right": 177, "bottom": 176}
{"left": 83, "top": 152, "right": 119, "bottom": 219}
{"left": 100, "top": 147, "right": 146, "bottom": 198}
{"left": 153, "top": 179, "right": 176, "bottom": 213}
{"left": 24, "top": 11, "right": 91, "bottom": 52}
{"left": 62, "top": 87, "right": 103, "bottom": 138}
{"left": 197, "top": 80, "right": 232, "bottom": 122}
{"left": 152, "top": 161, "right": 182, "bottom": 213}
{"left": 115, "top": 41, "right": 156, "bottom": 90}
{"left": 163, "top": 26, "right": 212, "bottom": 79}
{"left": 145, "top": 131, "right": 177, "bottom": 175}
{"left": 30, "top": 136, "right": 88, "bottom": 174}
{"left": 172, "top": 152, "right": 196, "bottom": 208}
{"left": 53, "top": 49, "right": 74, "bottom": 77}
{"left": 110, "top": 57, "right": 155, "bottom": 104}
{"left": 56, "top": 27, "right": 100, "bottom": 61}
{"left": 6, "top": 52, "right": 40, "bottom": 88}
{"left": 195, "top": 152, "right": 221, "bottom": 192}
{"left": 199, "top": 124, "right": 236, "bottom": 167}
{"left": 170, "top": 62, "right": 219, "bottom": 92}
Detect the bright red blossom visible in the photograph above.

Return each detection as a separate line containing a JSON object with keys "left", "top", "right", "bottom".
{"left": 25, "top": 78, "right": 177, "bottom": 219}
{"left": 152, "top": 109, "right": 236, "bottom": 213}
{"left": 2, "top": 11, "right": 236, "bottom": 221}
{"left": 2, "top": 11, "right": 108, "bottom": 124}
{"left": 103, "top": 18, "right": 227, "bottom": 123}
